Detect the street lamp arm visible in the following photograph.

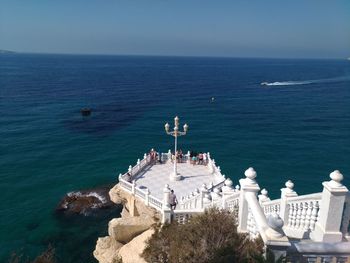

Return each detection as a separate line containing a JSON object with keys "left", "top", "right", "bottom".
{"left": 165, "top": 131, "right": 187, "bottom": 137}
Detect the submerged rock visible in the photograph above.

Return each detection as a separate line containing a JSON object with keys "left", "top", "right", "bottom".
{"left": 56, "top": 186, "right": 119, "bottom": 216}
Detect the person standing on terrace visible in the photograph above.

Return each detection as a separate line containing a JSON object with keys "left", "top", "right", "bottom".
{"left": 169, "top": 190, "right": 178, "bottom": 210}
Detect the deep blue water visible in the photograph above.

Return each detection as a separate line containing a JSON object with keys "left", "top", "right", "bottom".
{"left": 1, "top": 54, "right": 349, "bottom": 262}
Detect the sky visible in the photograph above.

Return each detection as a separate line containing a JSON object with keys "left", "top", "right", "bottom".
{"left": 0, "top": 0, "right": 350, "bottom": 59}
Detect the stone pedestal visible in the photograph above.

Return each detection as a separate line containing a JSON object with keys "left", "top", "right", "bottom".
{"left": 238, "top": 167, "right": 260, "bottom": 233}
{"left": 280, "top": 180, "right": 298, "bottom": 224}
{"left": 310, "top": 170, "right": 348, "bottom": 242}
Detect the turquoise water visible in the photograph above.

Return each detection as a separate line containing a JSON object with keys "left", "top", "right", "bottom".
{"left": 1, "top": 54, "right": 349, "bottom": 262}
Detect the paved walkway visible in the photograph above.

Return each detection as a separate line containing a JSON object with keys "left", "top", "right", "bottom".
{"left": 134, "top": 161, "right": 225, "bottom": 201}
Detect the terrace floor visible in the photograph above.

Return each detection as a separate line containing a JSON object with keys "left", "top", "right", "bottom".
{"left": 133, "top": 160, "right": 225, "bottom": 201}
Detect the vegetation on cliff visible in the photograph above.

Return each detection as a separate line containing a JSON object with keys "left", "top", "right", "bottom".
{"left": 142, "top": 208, "right": 270, "bottom": 263}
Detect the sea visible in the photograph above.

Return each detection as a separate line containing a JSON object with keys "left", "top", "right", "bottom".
{"left": 1, "top": 54, "right": 349, "bottom": 262}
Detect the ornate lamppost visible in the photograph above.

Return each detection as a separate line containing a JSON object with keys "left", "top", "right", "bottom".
{"left": 165, "top": 116, "right": 188, "bottom": 181}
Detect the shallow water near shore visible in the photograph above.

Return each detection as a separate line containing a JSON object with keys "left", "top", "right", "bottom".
{"left": 1, "top": 54, "right": 349, "bottom": 262}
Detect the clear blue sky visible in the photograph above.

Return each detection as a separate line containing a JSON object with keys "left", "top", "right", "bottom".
{"left": 1, "top": 0, "right": 349, "bottom": 58}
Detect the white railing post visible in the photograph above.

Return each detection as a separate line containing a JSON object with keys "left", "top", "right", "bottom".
{"left": 280, "top": 180, "right": 298, "bottom": 224}
{"left": 145, "top": 189, "right": 150, "bottom": 206}
{"left": 238, "top": 167, "right": 260, "bottom": 233}
{"left": 131, "top": 180, "right": 136, "bottom": 195}
{"left": 222, "top": 178, "right": 234, "bottom": 209}
{"left": 200, "top": 184, "right": 208, "bottom": 209}
{"left": 310, "top": 170, "right": 349, "bottom": 242}
{"left": 258, "top": 188, "right": 270, "bottom": 204}
{"left": 137, "top": 158, "right": 141, "bottom": 170}
{"left": 341, "top": 194, "right": 350, "bottom": 240}
{"left": 209, "top": 159, "right": 215, "bottom": 174}
{"left": 162, "top": 184, "right": 172, "bottom": 223}
{"left": 118, "top": 173, "right": 122, "bottom": 180}
{"left": 128, "top": 165, "right": 132, "bottom": 176}
{"left": 187, "top": 151, "right": 191, "bottom": 163}
{"left": 167, "top": 149, "right": 171, "bottom": 163}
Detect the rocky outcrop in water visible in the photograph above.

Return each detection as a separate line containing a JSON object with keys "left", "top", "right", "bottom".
{"left": 56, "top": 186, "right": 119, "bottom": 216}
{"left": 94, "top": 184, "right": 160, "bottom": 263}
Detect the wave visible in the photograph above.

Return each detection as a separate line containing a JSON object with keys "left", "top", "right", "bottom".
{"left": 67, "top": 191, "right": 107, "bottom": 204}
{"left": 261, "top": 75, "right": 350, "bottom": 87}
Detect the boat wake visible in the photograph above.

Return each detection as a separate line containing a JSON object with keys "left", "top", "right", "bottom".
{"left": 261, "top": 75, "right": 350, "bottom": 87}
{"left": 261, "top": 81, "right": 312, "bottom": 86}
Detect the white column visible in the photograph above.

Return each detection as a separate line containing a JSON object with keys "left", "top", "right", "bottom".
{"left": 280, "top": 180, "right": 298, "bottom": 224}
{"left": 310, "top": 170, "right": 348, "bottom": 242}
{"left": 162, "top": 184, "right": 172, "bottom": 223}
{"left": 137, "top": 158, "right": 141, "bottom": 171}
{"left": 145, "top": 189, "right": 150, "bottom": 206}
{"left": 238, "top": 167, "right": 260, "bottom": 233}
{"left": 200, "top": 184, "right": 208, "bottom": 209}
{"left": 187, "top": 151, "right": 191, "bottom": 163}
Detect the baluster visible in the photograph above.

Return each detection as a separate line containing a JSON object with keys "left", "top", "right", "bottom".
{"left": 304, "top": 201, "right": 311, "bottom": 231}
{"left": 295, "top": 203, "right": 301, "bottom": 228}
{"left": 288, "top": 203, "right": 294, "bottom": 227}
{"left": 315, "top": 201, "right": 320, "bottom": 222}
{"left": 300, "top": 202, "right": 307, "bottom": 229}
{"left": 310, "top": 201, "right": 318, "bottom": 230}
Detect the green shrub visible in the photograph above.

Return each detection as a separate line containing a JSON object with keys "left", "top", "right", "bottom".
{"left": 142, "top": 208, "right": 264, "bottom": 263}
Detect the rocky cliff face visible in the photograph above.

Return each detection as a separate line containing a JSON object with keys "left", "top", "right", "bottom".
{"left": 94, "top": 184, "right": 160, "bottom": 263}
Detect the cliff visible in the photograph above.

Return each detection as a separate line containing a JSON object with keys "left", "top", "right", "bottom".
{"left": 94, "top": 184, "right": 160, "bottom": 263}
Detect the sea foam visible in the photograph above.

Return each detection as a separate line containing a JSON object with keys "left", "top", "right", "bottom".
{"left": 261, "top": 75, "right": 350, "bottom": 86}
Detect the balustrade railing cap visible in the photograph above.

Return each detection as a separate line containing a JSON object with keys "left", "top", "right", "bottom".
{"left": 329, "top": 170, "right": 344, "bottom": 187}
{"left": 281, "top": 180, "right": 298, "bottom": 197}
{"left": 285, "top": 180, "right": 294, "bottom": 189}
{"left": 163, "top": 184, "right": 171, "bottom": 192}
{"left": 245, "top": 167, "right": 257, "bottom": 180}
{"left": 224, "top": 178, "right": 233, "bottom": 187}
{"left": 261, "top": 188, "right": 268, "bottom": 196}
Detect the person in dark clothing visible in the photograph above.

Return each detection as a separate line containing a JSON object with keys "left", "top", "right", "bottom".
{"left": 169, "top": 190, "right": 178, "bottom": 210}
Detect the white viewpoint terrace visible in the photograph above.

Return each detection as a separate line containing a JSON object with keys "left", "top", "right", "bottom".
{"left": 132, "top": 154, "right": 225, "bottom": 201}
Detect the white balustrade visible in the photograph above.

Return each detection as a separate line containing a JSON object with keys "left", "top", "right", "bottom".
{"left": 341, "top": 193, "right": 350, "bottom": 239}
{"left": 173, "top": 210, "right": 203, "bottom": 224}
{"left": 117, "top": 151, "right": 350, "bottom": 254}
{"left": 119, "top": 177, "right": 133, "bottom": 192}
{"left": 262, "top": 199, "right": 281, "bottom": 216}
{"left": 148, "top": 195, "right": 163, "bottom": 210}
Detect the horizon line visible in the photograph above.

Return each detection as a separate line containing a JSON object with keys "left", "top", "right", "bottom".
{"left": 0, "top": 49, "right": 348, "bottom": 61}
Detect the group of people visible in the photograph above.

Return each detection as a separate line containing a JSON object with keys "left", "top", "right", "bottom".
{"left": 170, "top": 150, "right": 208, "bottom": 165}
{"left": 150, "top": 149, "right": 162, "bottom": 164}
{"left": 190, "top": 151, "right": 208, "bottom": 165}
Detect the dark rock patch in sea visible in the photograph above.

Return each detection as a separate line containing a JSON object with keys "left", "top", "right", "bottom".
{"left": 56, "top": 185, "right": 121, "bottom": 217}
{"left": 63, "top": 101, "right": 153, "bottom": 136}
